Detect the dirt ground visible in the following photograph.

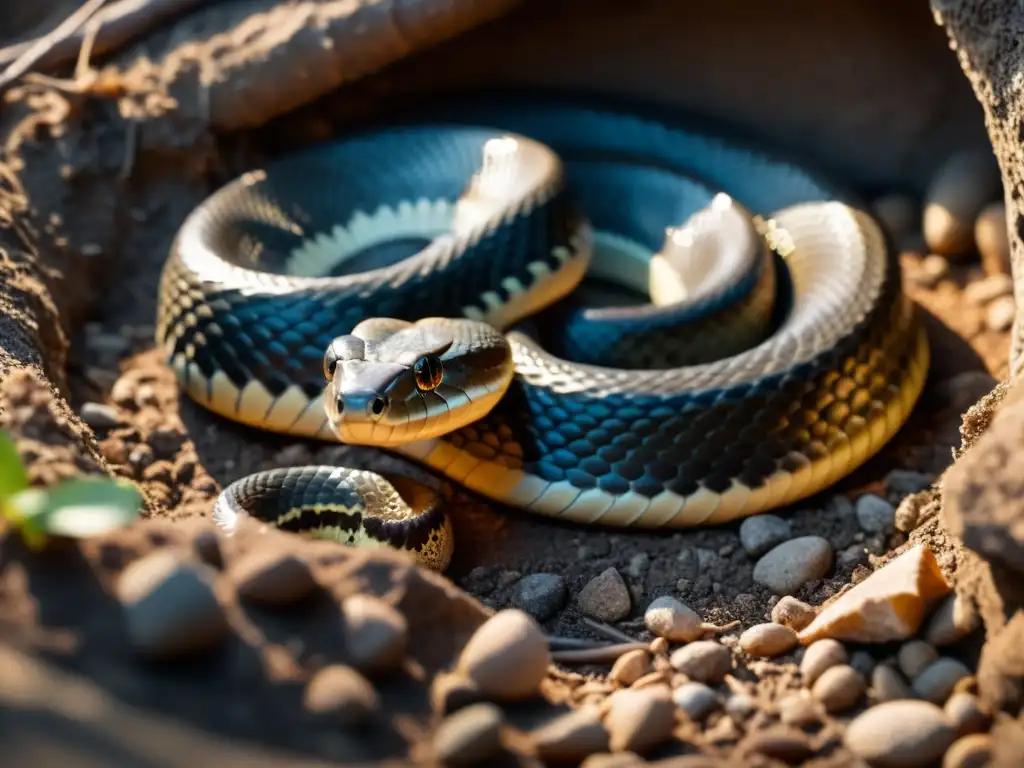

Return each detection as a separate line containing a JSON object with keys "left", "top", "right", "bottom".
{"left": 0, "top": 3, "right": 1021, "bottom": 764}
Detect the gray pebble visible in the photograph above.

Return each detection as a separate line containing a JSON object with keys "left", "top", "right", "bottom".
{"left": 778, "top": 694, "right": 822, "bottom": 728}
{"left": 855, "top": 493, "right": 896, "bottom": 534}
{"left": 739, "top": 623, "right": 798, "bottom": 658}
{"left": 811, "top": 664, "right": 866, "bottom": 713}
{"left": 232, "top": 550, "right": 315, "bottom": 606}
{"left": 724, "top": 693, "right": 756, "bottom": 721}
{"left": 117, "top": 550, "right": 228, "bottom": 658}
{"left": 342, "top": 594, "right": 409, "bottom": 676}
{"left": 844, "top": 700, "right": 955, "bottom": 767}
{"left": 531, "top": 706, "right": 609, "bottom": 763}
{"left": 898, "top": 640, "right": 939, "bottom": 680}
{"left": 849, "top": 649, "right": 876, "bottom": 679}
{"left": 605, "top": 685, "right": 676, "bottom": 753}
{"left": 753, "top": 536, "right": 833, "bottom": 595}
{"left": 511, "top": 573, "right": 567, "bottom": 621}
{"left": 433, "top": 702, "right": 504, "bottom": 765}
{"left": 871, "top": 664, "right": 914, "bottom": 703}
{"left": 944, "top": 692, "right": 990, "bottom": 737}
{"left": 924, "top": 593, "right": 980, "bottom": 647}
{"left": 669, "top": 640, "right": 732, "bottom": 684}
{"left": 770, "top": 596, "right": 817, "bottom": 631}
{"left": 81, "top": 402, "right": 121, "bottom": 429}
{"left": 800, "top": 638, "right": 848, "bottom": 687}
{"left": 672, "top": 681, "right": 719, "bottom": 721}
{"left": 912, "top": 657, "right": 972, "bottom": 705}
{"left": 883, "top": 469, "right": 935, "bottom": 498}
{"left": 303, "top": 664, "right": 379, "bottom": 726}
{"left": 738, "top": 514, "right": 792, "bottom": 557}
{"left": 643, "top": 595, "right": 703, "bottom": 642}
{"left": 577, "top": 567, "right": 631, "bottom": 622}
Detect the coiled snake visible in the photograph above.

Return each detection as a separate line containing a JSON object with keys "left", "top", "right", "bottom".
{"left": 156, "top": 98, "right": 929, "bottom": 573}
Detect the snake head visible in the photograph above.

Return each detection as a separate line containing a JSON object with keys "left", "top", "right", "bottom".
{"left": 322, "top": 317, "right": 514, "bottom": 447}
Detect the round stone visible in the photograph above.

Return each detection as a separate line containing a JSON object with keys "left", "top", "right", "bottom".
{"left": 644, "top": 596, "right": 703, "bottom": 642}
{"left": 855, "top": 493, "right": 896, "bottom": 534}
{"left": 672, "top": 681, "right": 719, "bottom": 721}
{"left": 739, "top": 623, "right": 799, "bottom": 657}
{"left": 912, "top": 657, "right": 972, "bottom": 705}
{"left": 771, "top": 596, "right": 817, "bottom": 631}
{"left": 432, "top": 702, "right": 504, "bottom": 765}
{"left": 844, "top": 700, "right": 956, "bottom": 767}
{"left": 800, "top": 638, "right": 848, "bottom": 687}
{"left": 577, "top": 567, "right": 632, "bottom": 622}
{"left": 669, "top": 640, "right": 732, "bottom": 684}
{"left": 811, "top": 664, "right": 866, "bottom": 713}
{"left": 738, "top": 514, "right": 793, "bottom": 557}
{"left": 511, "top": 573, "right": 567, "bottom": 621}
{"left": 753, "top": 537, "right": 833, "bottom": 595}
{"left": 342, "top": 594, "right": 409, "bottom": 676}
{"left": 456, "top": 609, "right": 550, "bottom": 700}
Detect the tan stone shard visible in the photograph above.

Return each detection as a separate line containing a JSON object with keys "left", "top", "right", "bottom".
{"left": 798, "top": 545, "right": 951, "bottom": 644}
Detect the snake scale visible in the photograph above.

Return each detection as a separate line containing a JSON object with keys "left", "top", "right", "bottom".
{"left": 156, "top": 97, "right": 929, "bottom": 572}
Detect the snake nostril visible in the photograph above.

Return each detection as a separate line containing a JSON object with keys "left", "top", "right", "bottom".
{"left": 336, "top": 395, "right": 345, "bottom": 414}
{"left": 371, "top": 395, "right": 388, "bottom": 417}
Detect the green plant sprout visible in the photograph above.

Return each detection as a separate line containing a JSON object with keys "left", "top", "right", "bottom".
{"left": 0, "top": 430, "right": 141, "bottom": 548}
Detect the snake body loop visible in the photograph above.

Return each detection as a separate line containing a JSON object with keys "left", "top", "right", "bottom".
{"left": 158, "top": 99, "right": 929, "bottom": 572}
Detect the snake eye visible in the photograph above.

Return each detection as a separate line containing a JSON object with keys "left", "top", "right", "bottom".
{"left": 323, "top": 346, "right": 340, "bottom": 381}
{"left": 413, "top": 354, "right": 443, "bottom": 391}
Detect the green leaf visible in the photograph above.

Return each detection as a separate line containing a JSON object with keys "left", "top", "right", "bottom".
{"left": 0, "top": 431, "right": 29, "bottom": 498}
{"left": 4, "top": 488, "right": 51, "bottom": 549}
{"left": 36, "top": 477, "right": 141, "bottom": 538}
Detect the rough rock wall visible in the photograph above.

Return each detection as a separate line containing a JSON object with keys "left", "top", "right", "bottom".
{"left": 265, "top": 0, "right": 989, "bottom": 194}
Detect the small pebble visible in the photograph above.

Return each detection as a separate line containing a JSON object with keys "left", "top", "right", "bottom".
{"left": 942, "top": 733, "right": 992, "bottom": 768}
{"left": 752, "top": 536, "right": 833, "bottom": 595}
{"left": 944, "top": 692, "right": 990, "bottom": 737}
{"left": 811, "top": 664, "right": 866, "bottom": 713}
{"left": 849, "top": 649, "right": 876, "bottom": 679}
{"left": 738, "top": 514, "right": 792, "bottom": 557}
{"left": 923, "top": 149, "right": 1001, "bottom": 256}
{"left": 577, "top": 567, "right": 632, "bottom": 622}
{"left": 739, "top": 623, "right": 798, "bottom": 657}
{"left": 872, "top": 664, "right": 914, "bottom": 702}
{"left": 778, "top": 694, "right": 822, "bottom": 728}
{"left": 984, "top": 294, "right": 1015, "bottom": 332}
{"left": 924, "top": 593, "right": 980, "bottom": 646}
{"left": 342, "top": 594, "right": 409, "bottom": 676}
{"left": 912, "top": 657, "right": 972, "bottom": 705}
{"left": 975, "top": 200, "right": 1010, "bottom": 275}
{"left": 303, "top": 665, "right": 379, "bottom": 726}
{"left": 511, "top": 573, "right": 567, "bottom": 621}
{"left": 148, "top": 426, "right": 185, "bottom": 459}
{"left": 669, "top": 641, "right": 732, "bottom": 684}
{"left": 915, "top": 254, "right": 951, "bottom": 287}
{"left": 232, "top": 550, "right": 315, "bottom": 606}
{"left": 855, "top": 493, "right": 896, "bottom": 534}
{"left": 743, "top": 727, "right": 815, "bottom": 764}
{"left": 963, "top": 272, "right": 1014, "bottom": 306}
{"left": 81, "top": 402, "right": 121, "bottom": 429}
{"left": 430, "top": 672, "right": 481, "bottom": 715}
{"left": 771, "top": 596, "right": 817, "bottom": 631}
{"left": 644, "top": 595, "right": 703, "bottom": 642}
{"left": 610, "top": 649, "right": 651, "bottom": 686}
{"left": 649, "top": 637, "right": 669, "bottom": 655}
{"left": 800, "top": 638, "right": 849, "bottom": 686}
{"left": 672, "top": 681, "right": 719, "bottom": 721}
{"left": 531, "top": 705, "right": 609, "bottom": 763}
{"left": 883, "top": 469, "right": 935, "bottom": 498}
{"left": 432, "top": 702, "right": 504, "bottom": 765}
{"left": 898, "top": 640, "right": 940, "bottom": 680}
{"left": 116, "top": 550, "right": 227, "bottom": 658}
{"left": 845, "top": 700, "right": 956, "bottom": 767}
{"left": 604, "top": 685, "right": 676, "bottom": 753}
{"left": 724, "top": 692, "right": 756, "bottom": 721}
{"left": 456, "top": 609, "right": 549, "bottom": 700}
